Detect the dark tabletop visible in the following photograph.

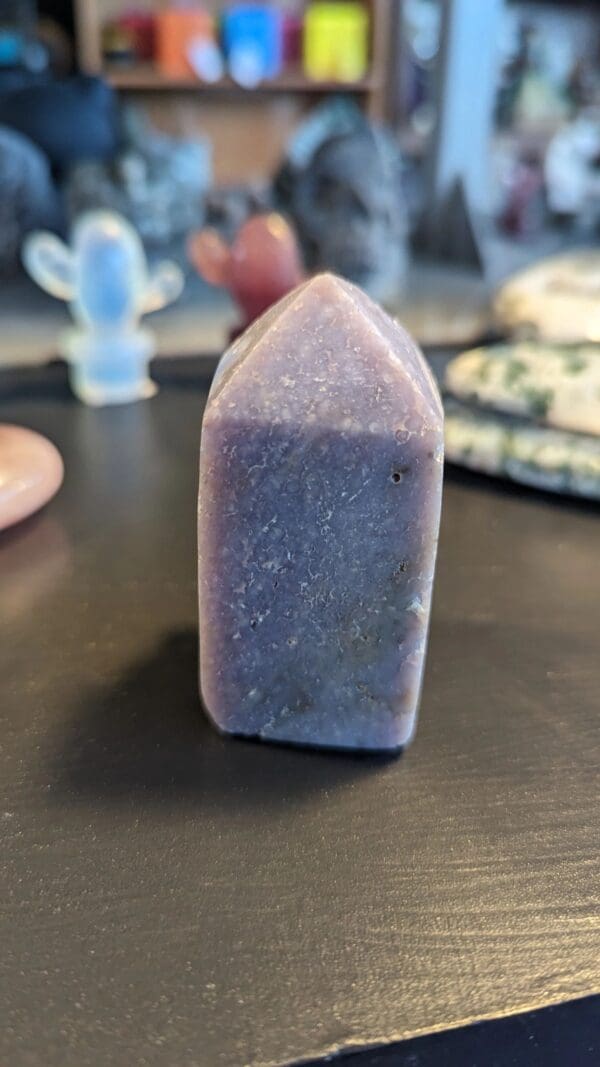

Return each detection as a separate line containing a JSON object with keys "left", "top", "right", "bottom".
{"left": 1, "top": 360, "right": 599, "bottom": 1067}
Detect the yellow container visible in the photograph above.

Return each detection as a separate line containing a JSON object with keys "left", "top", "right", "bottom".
{"left": 303, "top": 2, "right": 369, "bottom": 83}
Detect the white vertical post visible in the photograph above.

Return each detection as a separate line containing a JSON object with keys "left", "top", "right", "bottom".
{"left": 429, "top": 0, "right": 504, "bottom": 217}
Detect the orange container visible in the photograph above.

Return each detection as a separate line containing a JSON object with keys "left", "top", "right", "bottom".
{"left": 155, "top": 9, "right": 214, "bottom": 79}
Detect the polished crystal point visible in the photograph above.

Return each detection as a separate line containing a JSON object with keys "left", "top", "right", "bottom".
{"left": 198, "top": 273, "right": 443, "bottom": 751}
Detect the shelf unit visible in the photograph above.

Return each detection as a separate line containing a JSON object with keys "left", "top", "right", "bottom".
{"left": 73, "top": 1, "right": 393, "bottom": 181}
{"left": 75, "top": 1, "right": 391, "bottom": 112}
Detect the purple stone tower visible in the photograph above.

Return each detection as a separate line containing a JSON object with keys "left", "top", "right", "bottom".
{"left": 198, "top": 274, "right": 443, "bottom": 751}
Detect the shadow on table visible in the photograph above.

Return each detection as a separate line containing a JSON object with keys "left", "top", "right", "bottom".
{"left": 444, "top": 462, "right": 600, "bottom": 515}
{"left": 301, "top": 995, "right": 600, "bottom": 1067}
{"left": 53, "top": 628, "right": 395, "bottom": 811}
{"left": 0, "top": 513, "right": 71, "bottom": 625}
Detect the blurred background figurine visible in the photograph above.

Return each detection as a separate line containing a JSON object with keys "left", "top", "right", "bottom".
{"left": 545, "top": 108, "right": 600, "bottom": 231}
{"left": 498, "top": 150, "right": 545, "bottom": 237}
{"left": 188, "top": 212, "right": 304, "bottom": 336}
{"left": 23, "top": 210, "right": 183, "bottom": 406}
{"left": 67, "top": 108, "right": 211, "bottom": 249}
{"left": 275, "top": 101, "right": 408, "bottom": 304}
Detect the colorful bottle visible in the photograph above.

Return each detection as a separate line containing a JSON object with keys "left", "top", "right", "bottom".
{"left": 304, "top": 2, "right": 369, "bottom": 83}
{"left": 222, "top": 4, "right": 282, "bottom": 87}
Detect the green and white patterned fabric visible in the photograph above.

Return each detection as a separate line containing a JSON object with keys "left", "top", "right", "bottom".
{"left": 444, "top": 399, "right": 600, "bottom": 500}
{"left": 445, "top": 342, "right": 600, "bottom": 437}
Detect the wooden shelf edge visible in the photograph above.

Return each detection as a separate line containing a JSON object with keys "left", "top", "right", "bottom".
{"left": 103, "top": 63, "right": 380, "bottom": 94}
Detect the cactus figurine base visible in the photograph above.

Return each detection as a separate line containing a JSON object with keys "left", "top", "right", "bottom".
{"left": 64, "top": 328, "right": 157, "bottom": 407}
{"left": 23, "top": 210, "right": 183, "bottom": 407}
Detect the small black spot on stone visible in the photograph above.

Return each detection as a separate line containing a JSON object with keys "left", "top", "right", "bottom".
{"left": 392, "top": 560, "right": 409, "bottom": 582}
{"left": 295, "top": 692, "right": 314, "bottom": 713}
{"left": 391, "top": 465, "right": 410, "bottom": 484}
{"left": 249, "top": 619, "right": 257, "bottom": 630}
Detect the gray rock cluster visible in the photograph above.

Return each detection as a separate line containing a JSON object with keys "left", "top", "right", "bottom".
{"left": 0, "top": 125, "right": 58, "bottom": 275}
{"left": 275, "top": 101, "right": 409, "bottom": 303}
{"left": 67, "top": 109, "right": 211, "bottom": 247}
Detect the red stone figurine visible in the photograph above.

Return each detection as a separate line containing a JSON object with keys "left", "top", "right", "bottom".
{"left": 188, "top": 213, "right": 304, "bottom": 335}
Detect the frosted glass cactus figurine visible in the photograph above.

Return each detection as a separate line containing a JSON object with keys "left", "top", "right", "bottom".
{"left": 23, "top": 211, "right": 183, "bottom": 406}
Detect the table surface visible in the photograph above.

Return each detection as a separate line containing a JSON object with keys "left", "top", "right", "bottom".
{"left": 1, "top": 360, "right": 599, "bottom": 1067}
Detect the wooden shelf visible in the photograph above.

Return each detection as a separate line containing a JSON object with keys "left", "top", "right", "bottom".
{"left": 103, "top": 62, "right": 381, "bottom": 94}
{"left": 73, "top": 0, "right": 394, "bottom": 180}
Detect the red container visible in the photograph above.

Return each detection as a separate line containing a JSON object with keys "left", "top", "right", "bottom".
{"left": 119, "top": 11, "right": 156, "bottom": 61}
{"left": 282, "top": 13, "right": 303, "bottom": 65}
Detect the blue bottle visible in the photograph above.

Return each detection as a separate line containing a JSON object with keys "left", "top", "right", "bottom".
{"left": 222, "top": 4, "right": 282, "bottom": 87}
